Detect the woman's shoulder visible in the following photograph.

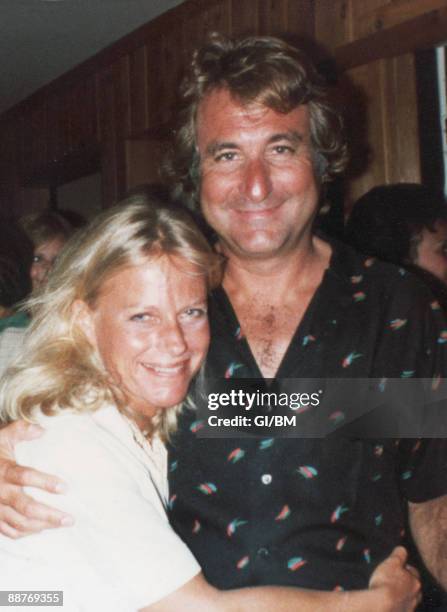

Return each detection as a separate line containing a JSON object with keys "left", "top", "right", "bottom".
{"left": 16, "top": 405, "right": 127, "bottom": 475}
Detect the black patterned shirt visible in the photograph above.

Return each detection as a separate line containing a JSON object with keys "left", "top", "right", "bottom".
{"left": 168, "top": 240, "right": 447, "bottom": 591}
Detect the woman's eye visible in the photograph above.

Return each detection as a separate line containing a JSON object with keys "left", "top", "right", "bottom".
{"left": 130, "top": 313, "right": 152, "bottom": 322}
{"left": 32, "top": 255, "right": 43, "bottom": 264}
{"left": 181, "top": 308, "right": 207, "bottom": 320}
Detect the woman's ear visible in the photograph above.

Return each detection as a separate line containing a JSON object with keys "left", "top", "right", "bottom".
{"left": 71, "top": 299, "right": 96, "bottom": 346}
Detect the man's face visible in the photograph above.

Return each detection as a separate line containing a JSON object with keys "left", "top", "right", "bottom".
{"left": 196, "top": 88, "right": 320, "bottom": 260}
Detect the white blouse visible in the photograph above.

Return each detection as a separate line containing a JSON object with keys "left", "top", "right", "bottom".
{"left": 0, "top": 404, "right": 200, "bottom": 611}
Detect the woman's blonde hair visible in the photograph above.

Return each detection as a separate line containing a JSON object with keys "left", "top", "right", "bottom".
{"left": 0, "top": 197, "right": 221, "bottom": 440}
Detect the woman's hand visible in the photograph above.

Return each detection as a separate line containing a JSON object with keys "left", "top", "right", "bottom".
{"left": 368, "top": 546, "right": 421, "bottom": 612}
{"left": 0, "top": 420, "right": 73, "bottom": 538}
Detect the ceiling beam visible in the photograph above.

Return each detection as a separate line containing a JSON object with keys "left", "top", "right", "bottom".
{"left": 334, "top": 7, "right": 447, "bottom": 72}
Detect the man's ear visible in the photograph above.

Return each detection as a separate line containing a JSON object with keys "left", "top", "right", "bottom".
{"left": 71, "top": 299, "right": 96, "bottom": 346}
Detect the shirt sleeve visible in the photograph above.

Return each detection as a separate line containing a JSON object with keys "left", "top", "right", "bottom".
{"left": 12, "top": 416, "right": 201, "bottom": 610}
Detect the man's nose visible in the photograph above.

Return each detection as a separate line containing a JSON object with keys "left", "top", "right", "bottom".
{"left": 240, "top": 159, "right": 272, "bottom": 203}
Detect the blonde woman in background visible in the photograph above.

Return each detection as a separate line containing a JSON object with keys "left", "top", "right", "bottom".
{"left": 20, "top": 209, "right": 81, "bottom": 291}
{"left": 0, "top": 199, "right": 420, "bottom": 611}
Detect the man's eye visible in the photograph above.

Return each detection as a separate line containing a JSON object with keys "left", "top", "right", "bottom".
{"left": 215, "top": 151, "right": 237, "bottom": 162}
{"left": 32, "top": 255, "right": 43, "bottom": 264}
{"left": 272, "top": 145, "right": 295, "bottom": 154}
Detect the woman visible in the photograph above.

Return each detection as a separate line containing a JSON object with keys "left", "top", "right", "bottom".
{"left": 20, "top": 209, "right": 80, "bottom": 291}
{"left": 0, "top": 199, "right": 419, "bottom": 611}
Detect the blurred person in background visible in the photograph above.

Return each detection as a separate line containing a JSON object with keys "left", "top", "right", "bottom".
{"left": 345, "top": 184, "right": 447, "bottom": 308}
{"left": 345, "top": 183, "right": 447, "bottom": 608}
{"left": 19, "top": 209, "right": 82, "bottom": 291}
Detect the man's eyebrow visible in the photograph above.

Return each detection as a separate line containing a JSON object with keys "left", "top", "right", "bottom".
{"left": 205, "top": 141, "right": 239, "bottom": 157}
{"left": 268, "top": 131, "right": 304, "bottom": 145}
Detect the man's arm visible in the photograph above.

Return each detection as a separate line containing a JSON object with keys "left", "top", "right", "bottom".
{"left": 409, "top": 494, "right": 447, "bottom": 589}
{"left": 0, "top": 420, "right": 73, "bottom": 537}
{"left": 143, "top": 547, "right": 421, "bottom": 612}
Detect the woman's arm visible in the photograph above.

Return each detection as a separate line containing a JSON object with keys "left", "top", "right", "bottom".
{"left": 0, "top": 419, "right": 420, "bottom": 611}
{"left": 0, "top": 420, "right": 71, "bottom": 537}
{"left": 142, "top": 547, "right": 420, "bottom": 612}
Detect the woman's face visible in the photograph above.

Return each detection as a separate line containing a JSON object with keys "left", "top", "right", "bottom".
{"left": 77, "top": 256, "right": 209, "bottom": 427}
{"left": 31, "top": 236, "right": 66, "bottom": 290}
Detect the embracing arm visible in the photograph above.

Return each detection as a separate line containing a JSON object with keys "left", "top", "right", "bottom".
{"left": 142, "top": 547, "right": 420, "bottom": 612}
{"left": 0, "top": 419, "right": 419, "bottom": 611}
{"left": 0, "top": 420, "right": 73, "bottom": 537}
{"left": 409, "top": 494, "right": 447, "bottom": 589}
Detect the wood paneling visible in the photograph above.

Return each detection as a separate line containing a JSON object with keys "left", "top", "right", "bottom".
{"left": 230, "top": 0, "right": 259, "bottom": 36}
{"left": 315, "top": 0, "right": 353, "bottom": 51}
{"left": 96, "top": 66, "right": 118, "bottom": 207}
{"left": 0, "top": 0, "right": 439, "bottom": 217}
{"left": 343, "top": 53, "right": 420, "bottom": 211}
{"left": 382, "top": 54, "right": 420, "bottom": 184}
{"left": 285, "top": 0, "right": 315, "bottom": 40}
{"left": 129, "top": 46, "right": 148, "bottom": 135}
{"left": 314, "top": 0, "right": 443, "bottom": 213}
{"left": 334, "top": 6, "right": 447, "bottom": 71}
{"left": 315, "top": 0, "right": 447, "bottom": 50}
{"left": 258, "top": 0, "right": 288, "bottom": 35}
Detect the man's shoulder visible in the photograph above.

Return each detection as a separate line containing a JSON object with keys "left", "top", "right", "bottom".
{"left": 329, "top": 238, "right": 435, "bottom": 301}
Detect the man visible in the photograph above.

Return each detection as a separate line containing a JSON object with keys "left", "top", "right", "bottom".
{"left": 1, "top": 34, "right": 447, "bottom": 596}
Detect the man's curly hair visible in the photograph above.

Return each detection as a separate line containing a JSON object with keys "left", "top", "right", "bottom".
{"left": 165, "top": 33, "right": 348, "bottom": 211}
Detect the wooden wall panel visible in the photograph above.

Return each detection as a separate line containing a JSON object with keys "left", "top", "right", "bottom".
{"left": 96, "top": 66, "right": 119, "bottom": 207}
{"left": 29, "top": 103, "right": 48, "bottom": 170}
{"left": 181, "top": 0, "right": 231, "bottom": 66}
{"left": 145, "top": 33, "right": 164, "bottom": 130}
{"left": 314, "top": 0, "right": 443, "bottom": 214}
{"left": 112, "top": 56, "right": 131, "bottom": 201}
{"left": 68, "top": 76, "right": 98, "bottom": 152}
{"left": 343, "top": 60, "right": 387, "bottom": 208}
{"left": 160, "top": 22, "right": 187, "bottom": 126}
{"left": 230, "top": 0, "right": 259, "bottom": 36}
{"left": 351, "top": 0, "right": 393, "bottom": 40}
{"left": 129, "top": 45, "right": 148, "bottom": 135}
{"left": 0, "top": 118, "right": 22, "bottom": 214}
{"left": 316, "top": 0, "right": 447, "bottom": 50}
{"left": 343, "top": 53, "right": 420, "bottom": 211}
{"left": 285, "top": 0, "right": 315, "bottom": 39}
{"left": 381, "top": 53, "right": 420, "bottom": 183}
{"left": 11, "top": 0, "right": 432, "bottom": 217}
{"left": 125, "top": 139, "right": 169, "bottom": 189}
{"left": 315, "top": 0, "right": 353, "bottom": 51}
{"left": 258, "top": 0, "right": 288, "bottom": 35}
{"left": 368, "top": 0, "right": 447, "bottom": 32}
{"left": 45, "top": 93, "right": 61, "bottom": 165}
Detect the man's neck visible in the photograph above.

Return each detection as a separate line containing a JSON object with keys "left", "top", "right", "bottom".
{"left": 222, "top": 235, "right": 331, "bottom": 303}
{"left": 219, "top": 235, "right": 332, "bottom": 377}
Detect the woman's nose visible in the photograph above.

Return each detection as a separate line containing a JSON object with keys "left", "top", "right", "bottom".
{"left": 160, "top": 321, "right": 188, "bottom": 357}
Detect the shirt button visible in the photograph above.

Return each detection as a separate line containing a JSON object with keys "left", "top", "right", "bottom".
{"left": 261, "top": 474, "right": 272, "bottom": 485}
{"left": 257, "top": 547, "right": 270, "bottom": 559}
